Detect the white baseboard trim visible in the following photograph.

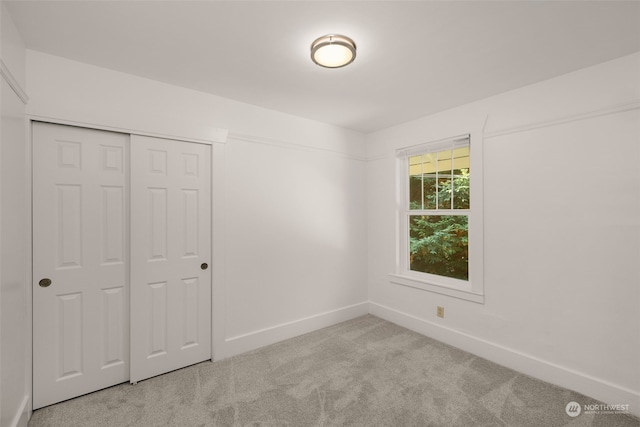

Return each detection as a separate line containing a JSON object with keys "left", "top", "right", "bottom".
{"left": 369, "top": 302, "right": 640, "bottom": 417}
{"left": 224, "top": 301, "right": 369, "bottom": 358}
{"left": 8, "top": 395, "right": 30, "bottom": 427}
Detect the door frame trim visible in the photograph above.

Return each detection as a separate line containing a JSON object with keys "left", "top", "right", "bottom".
{"left": 27, "top": 114, "right": 228, "bottom": 146}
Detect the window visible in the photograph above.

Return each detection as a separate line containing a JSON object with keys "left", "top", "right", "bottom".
{"left": 391, "top": 134, "right": 484, "bottom": 303}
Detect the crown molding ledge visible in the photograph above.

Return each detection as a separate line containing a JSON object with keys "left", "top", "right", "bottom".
{"left": 0, "top": 59, "right": 29, "bottom": 104}
{"left": 228, "top": 132, "right": 367, "bottom": 162}
{"left": 483, "top": 99, "right": 640, "bottom": 140}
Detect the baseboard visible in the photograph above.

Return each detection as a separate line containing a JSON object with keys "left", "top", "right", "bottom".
{"left": 369, "top": 302, "right": 640, "bottom": 418}
{"left": 8, "top": 395, "right": 30, "bottom": 427}
{"left": 224, "top": 301, "right": 369, "bottom": 358}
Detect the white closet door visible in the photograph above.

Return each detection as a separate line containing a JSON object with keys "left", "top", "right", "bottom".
{"left": 33, "top": 122, "right": 130, "bottom": 409}
{"left": 130, "top": 135, "right": 211, "bottom": 383}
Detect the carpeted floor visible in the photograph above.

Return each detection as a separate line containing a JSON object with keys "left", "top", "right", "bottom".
{"left": 29, "top": 315, "right": 639, "bottom": 427}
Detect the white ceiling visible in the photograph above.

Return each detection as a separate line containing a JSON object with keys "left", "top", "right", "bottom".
{"left": 6, "top": 1, "right": 640, "bottom": 133}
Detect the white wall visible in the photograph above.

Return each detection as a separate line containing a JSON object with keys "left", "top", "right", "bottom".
{"left": 0, "top": 2, "right": 29, "bottom": 427}
{"left": 366, "top": 52, "right": 640, "bottom": 415}
{"left": 224, "top": 134, "right": 367, "bottom": 349}
{"left": 25, "top": 50, "right": 369, "bottom": 361}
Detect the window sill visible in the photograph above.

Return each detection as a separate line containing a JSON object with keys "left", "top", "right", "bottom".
{"left": 388, "top": 273, "right": 484, "bottom": 304}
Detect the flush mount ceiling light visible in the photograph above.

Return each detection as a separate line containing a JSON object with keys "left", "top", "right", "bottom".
{"left": 310, "top": 34, "right": 356, "bottom": 68}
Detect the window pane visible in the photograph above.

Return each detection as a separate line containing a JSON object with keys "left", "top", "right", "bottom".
{"left": 409, "top": 154, "right": 439, "bottom": 210}
{"left": 408, "top": 155, "right": 423, "bottom": 209}
{"left": 452, "top": 146, "right": 470, "bottom": 209}
{"left": 409, "top": 215, "right": 468, "bottom": 280}
{"left": 423, "top": 174, "right": 437, "bottom": 210}
{"left": 437, "top": 177, "right": 451, "bottom": 209}
{"left": 409, "top": 175, "right": 423, "bottom": 210}
{"left": 436, "top": 149, "right": 453, "bottom": 209}
{"left": 421, "top": 153, "right": 437, "bottom": 209}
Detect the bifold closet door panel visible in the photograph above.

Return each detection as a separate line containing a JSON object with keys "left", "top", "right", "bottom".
{"left": 32, "top": 122, "right": 130, "bottom": 409}
{"left": 129, "top": 135, "right": 212, "bottom": 383}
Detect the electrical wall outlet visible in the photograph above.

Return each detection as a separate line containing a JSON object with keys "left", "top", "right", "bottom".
{"left": 437, "top": 306, "right": 445, "bottom": 318}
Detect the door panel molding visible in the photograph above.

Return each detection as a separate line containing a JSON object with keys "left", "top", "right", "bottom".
{"left": 32, "top": 122, "right": 130, "bottom": 409}
{"left": 130, "top": 134, "right": 212, "bottom": 383}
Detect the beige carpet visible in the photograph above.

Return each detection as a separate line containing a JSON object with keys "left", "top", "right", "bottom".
{"left": 29, "top": 315, "right": 639, "bottom": 426}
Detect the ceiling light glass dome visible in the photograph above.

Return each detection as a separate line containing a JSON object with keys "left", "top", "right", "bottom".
{"left": 311, "top": 34, "right": 356, "bottom": 68}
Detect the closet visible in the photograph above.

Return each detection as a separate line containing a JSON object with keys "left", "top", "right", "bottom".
{"left": 32, "top": 122, "right": 212, "bottom": 408}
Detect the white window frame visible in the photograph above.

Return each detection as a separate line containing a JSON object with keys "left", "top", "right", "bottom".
{"left": 389, "top": 132, "right": 484, "bottom": 304}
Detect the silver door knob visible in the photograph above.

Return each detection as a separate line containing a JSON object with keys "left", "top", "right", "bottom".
{"left": 39, "top": 278, "right": 52, "bottom": 288}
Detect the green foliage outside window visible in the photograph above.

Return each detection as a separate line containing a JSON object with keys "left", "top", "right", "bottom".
{"left": 409, "top": 169, "right": 469, "bottom": 280}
